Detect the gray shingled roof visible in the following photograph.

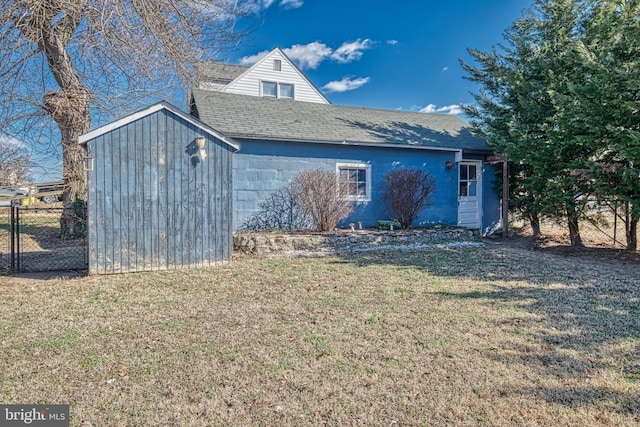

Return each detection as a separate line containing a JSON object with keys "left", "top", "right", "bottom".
{"left": 190, "top": 88, "right": 491, "bottom": 152}
{"left": 196, "top": 62, "right": 249, "bottom": 84}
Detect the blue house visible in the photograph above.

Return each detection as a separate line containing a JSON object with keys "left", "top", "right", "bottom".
{"left": 80, "top": 48, "right": 502, "bottom": 274}
{"left": 190, "top": 48, "right": 501, "bottom": 233}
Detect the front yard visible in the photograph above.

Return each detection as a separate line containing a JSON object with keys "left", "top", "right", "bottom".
{"left": 1, "top": 241, "right": 638, "bottom": 426}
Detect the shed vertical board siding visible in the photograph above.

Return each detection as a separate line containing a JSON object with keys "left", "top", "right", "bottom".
{"left": 157, "top": 112, "right": 168, "bottom": 269}
{"left": 102, "top": 132, "right": 115, "bottom": 274}
{"left": 87, "top": 108, "right": 234, "bottom": 274}
{"left": 183, "top": 122, "right": 195, "bottom": 267}
{"left": 126, "top": 123, "right": 137, "bottom": 271}
{"left": 125, "top": 122, "right": 138, "bottom": 272}
{"left": 168, "top": 114, "right": 182, "bottom": 269}
{"left": 225, "top": 139, "right": 233, "bottom": 259}
{"left": 111, "top": 127, "right": 122, "bottom": 273}
{"left": 149, "top": 112, "right": 161, "bottom": 270}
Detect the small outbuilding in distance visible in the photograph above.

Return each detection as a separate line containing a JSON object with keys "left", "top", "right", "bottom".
{"left": 79, "top": 102, "right": 238, "bottom": 275}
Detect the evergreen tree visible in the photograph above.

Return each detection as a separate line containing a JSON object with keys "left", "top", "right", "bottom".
{"left": 462, "top": 0, "right": 640, "bottom": 247}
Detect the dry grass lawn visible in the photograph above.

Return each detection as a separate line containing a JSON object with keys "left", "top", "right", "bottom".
{"left": 1, "top": 241, "right": 639, "bottom": 426}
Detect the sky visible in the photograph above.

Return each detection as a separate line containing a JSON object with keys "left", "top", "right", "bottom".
{"left": 229, "top": 0, "right": 535, "bottom": 115}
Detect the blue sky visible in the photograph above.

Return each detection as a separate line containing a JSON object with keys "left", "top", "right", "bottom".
{"left": 231, "top": 0, "right": 534, "bottom": 114}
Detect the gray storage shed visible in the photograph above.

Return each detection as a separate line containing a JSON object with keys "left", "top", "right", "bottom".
{"left": 79, "top": 102, "right": 238, "bottom": 275}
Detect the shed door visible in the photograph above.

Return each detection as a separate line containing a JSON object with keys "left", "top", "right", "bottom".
{"left": 457, "top": 161, "right": 482, "bottom": 229}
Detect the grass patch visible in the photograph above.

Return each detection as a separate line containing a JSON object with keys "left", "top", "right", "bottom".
{"left": 0, "top": 244, "right": 639, "bottom": 425}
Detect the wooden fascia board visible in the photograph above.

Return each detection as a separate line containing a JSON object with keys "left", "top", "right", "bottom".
{"left": 78, "top": 101, "right": 240, "bottom": 152}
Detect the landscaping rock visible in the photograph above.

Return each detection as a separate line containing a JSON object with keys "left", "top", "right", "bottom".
{"left": 233, "top": 228, "right": 478, "bottom": 256}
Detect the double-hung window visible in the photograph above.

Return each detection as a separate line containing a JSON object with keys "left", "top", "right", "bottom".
{"left": 337, "top": 163, "right": 371, "bottom": 201}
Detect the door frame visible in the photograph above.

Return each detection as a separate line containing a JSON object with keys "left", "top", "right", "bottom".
{"left": 457, "top": 160, "right": 483, "bottom": 229}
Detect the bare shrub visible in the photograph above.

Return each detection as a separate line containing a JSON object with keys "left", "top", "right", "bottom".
{"left": 241, "top": 185, "right": 311, "bottom": 231}
{"left": 289, "top": 169, "right": 354, "bottom": 232}
{"left": 383, "top": 168, "right": 436, "bottom": 229}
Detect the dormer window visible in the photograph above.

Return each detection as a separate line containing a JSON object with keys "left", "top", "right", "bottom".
{"left": 261, "top": 81, "right": 294, "bottom": 99}
{"left": 262, "top": 81, "right": 277, "bottom": 97}
{"left": 274, "top": 59, "right": 282, "bottom": 71}
{"left": 280, "top": 83, "right": 294, "bottom": 99}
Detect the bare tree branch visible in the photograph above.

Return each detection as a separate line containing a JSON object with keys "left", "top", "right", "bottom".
{"left": 1, "top": 0, "right": 256, "bottom": 234}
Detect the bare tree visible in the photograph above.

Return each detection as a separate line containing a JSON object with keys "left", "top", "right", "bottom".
{"left": 289, "top": 169, "right": 354, "bottom": 232}
{"left": 382, "top": 167, "right": 436, "bottom": 229}
{"left": 0, "top": 0, "right": 253, "bottom": 233}
{"left": 0, "top": 137, "right": 33, "bottom": 185}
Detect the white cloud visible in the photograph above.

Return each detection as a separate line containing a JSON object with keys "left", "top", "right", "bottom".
{"left": 279, "top": 0, "right": 303, "bottom": 8}
{"left": 441, "top": 66, "right": 449, "bottom": 72}
{"left": 387, "top": 40, "right": 399, "bottom": 46}
{"left": 330, "top": 39, "right": 373, "bottom": 63}
{"left": 242, "top": 0, "right": 276, "bottom": 13}
{"left": 283, "top": 42, "right": 333, "bottom": 69}
{"left": 238, "top": 50, "right": 270, "bottom": 66}
{"left": 0, "top": 134, "right": 26, "bottom": 149}
{"left": 322, "top": 76, "right": 370, "bottom": 93}
{"left": 420, "top": 104, "right": 465, "bottom": 115}
{"left": 239, "top": 39, "right": 373, "bottom": 70}
{"left": 241, "top": 0, "right": 302, "bottom": 13}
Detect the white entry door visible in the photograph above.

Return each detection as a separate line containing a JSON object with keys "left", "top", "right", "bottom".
{"left": 457, "top": 162, "right": 482, "bottom": 229}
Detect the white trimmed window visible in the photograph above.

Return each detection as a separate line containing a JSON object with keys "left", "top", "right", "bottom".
{"left": 261, "top": 81, "right": 277, "bottom": 97}
{"left": 337, "top": 163, "right": 371, "bottom": 201}
{"left": 261, "top": 81, "right": 294, "bottom": 99}
{"left": 280, "top": 83, "right": 294, "bottom": 99}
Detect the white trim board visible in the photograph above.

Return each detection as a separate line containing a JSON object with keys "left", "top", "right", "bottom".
{"left": 78, "top": 101, "right": 240, "bottom": 151}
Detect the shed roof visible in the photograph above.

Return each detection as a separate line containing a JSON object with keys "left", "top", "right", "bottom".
{"left": 190, "top": 89, "right": 490, "bottom": 152}
{"left": 79, "top": 101, "right": 239, "bottom": 151}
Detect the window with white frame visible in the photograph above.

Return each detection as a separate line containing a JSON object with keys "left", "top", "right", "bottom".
{"left": 261, "top": 81, "right": 277, "bottom": 97}
{"left": 337, "top": 163, "right": 371, "bottom": 201}
{"left": 261, "top": 81, "right": 294, "bottom": 99}
{"left": 279, "top": 83, "right": 294, "bottom": 99}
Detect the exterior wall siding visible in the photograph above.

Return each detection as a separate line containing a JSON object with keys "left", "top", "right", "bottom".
{"left": 87, "top": 109, "right": 234, "bottom": 275}
{"left": 223, "top": 50, "right": 328, "bottom": 103}
{"left": 232, "top": 139, "right": 495, "bottom": 231}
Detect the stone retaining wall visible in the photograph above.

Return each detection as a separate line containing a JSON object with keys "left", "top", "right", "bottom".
{"left": 233, "top": 228, "right": 477, "bottom": 256}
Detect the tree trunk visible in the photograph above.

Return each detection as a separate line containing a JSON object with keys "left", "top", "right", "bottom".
{"left": 34, "top": 4, "right": 91, "bottom": 238}
{"left": 567, "top": 208, "right": 583, "bottom": 247}
{"left": 626, "top": 217, "right": 638, "bottom": 252}
{"left": 44, "top": 90, "right": 91, "bottom": 237}
{"left": 528, "top": 212, "right": 541, "bottom": 239}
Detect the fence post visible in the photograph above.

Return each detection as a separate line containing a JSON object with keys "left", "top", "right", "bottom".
{"left": 15, "top": 204, "right": 20, "bottom": 272}
{"left": 10, "top": 204, "right": 15, "bottom": 271}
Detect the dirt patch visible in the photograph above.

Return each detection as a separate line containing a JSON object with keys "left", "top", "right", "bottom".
{"left": 500, "top": 216, "right": 640, "bottom": 266}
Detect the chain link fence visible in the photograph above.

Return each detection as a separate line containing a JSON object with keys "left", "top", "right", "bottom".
{"left": 0, "top": 206, "right": 87, "bottom": 274}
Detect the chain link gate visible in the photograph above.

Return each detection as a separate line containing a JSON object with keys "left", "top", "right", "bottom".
{"left": 1, "top": 204, "right": 88, "bottom": 274}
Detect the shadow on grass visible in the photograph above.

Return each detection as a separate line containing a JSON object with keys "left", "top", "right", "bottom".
{"left": 333, "top": 244, "right": 640, "bottom": 417}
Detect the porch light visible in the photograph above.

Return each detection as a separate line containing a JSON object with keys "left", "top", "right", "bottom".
{"left": 445, "top": 160, "right": 454, "bottom": 169}
{"left": 84, "top": 156, "right": 95, "bottom": 172}
{"left": 195, "top": 136, "right": 207, "bottom": 160}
